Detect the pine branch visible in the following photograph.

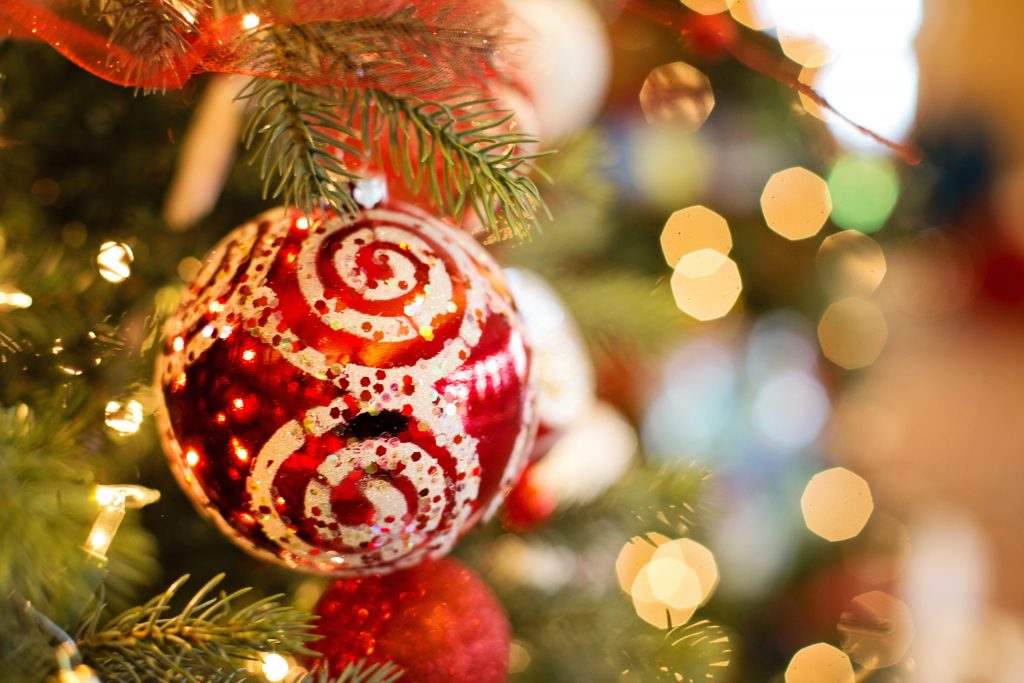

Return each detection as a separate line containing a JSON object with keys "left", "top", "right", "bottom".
{"left": 620, "top": 464, "right": 712, "bottom": 538}
{"left": 79, "top": 0, "right": 207, "bottom": 90}
{"left": 624, "top": 620, "right": 732, "bottom": 682}
{"left": 77, "top": 574, "right": 318, "bottom": 682}
{"left": 298, "top": 662, "right": 404, "bottom": 683}
{"left": 243, "top": 8, "right": 503, "bottom": 97}
{"left": 240, "top": 77, "right": 361, "bottom": 217}
{"left": 357, "top": 88, "right": 548, "bottom": 239}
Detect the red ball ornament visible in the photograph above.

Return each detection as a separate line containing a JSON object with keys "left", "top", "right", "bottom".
{"left": 155, "top": 202, "right": 538, "bottom": 575}
{"left": 312, "top": 558, "right": 510, "bottom": 683}
{"left": 501, "top": 463, "right": 557, "bottom": 532}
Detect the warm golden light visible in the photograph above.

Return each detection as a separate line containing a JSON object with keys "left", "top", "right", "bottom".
{"left": 681, "top": 0, "right": 734, "bottom": 16}
{"left": 242, "top": 12, "right": 261, "bottom": 29}
{"left": 0, "top": 289, "right": 33, "bottom": 309}
{"left": 670, "top": 249, "right": 742, "bottom": 321}
{"left": 801, "top": 467, "right": 874, "bottom": 542}
{"left": 631, "top": 562, "right": 698, "bottom": 629}
{"left": 650, "top": 538, "right": 719, "bottom": 606}
{"left": 761, "top": 167, "right": 832, "bottom": 241}
{"left": 785, "top": 643, "right": 855, "bottom": 683}
{"left": 260, "top": 652, "right": 289, "bottom": 682}
{"left": 621, "top": 533, "right": 719, "bottom": 630}
{"left": 97, "top": 241, "right": 134, "bottom": 283}
{"left": 729, "top": 0, "right": 772, "bottom": 30}
{"left": 640, "top": 62, "right": 715, "bottom": 132}
{"left": 508, "top": 641, "right": 532, "bottom": 674}
{"left": 185, "top": 449, "right": 200, "bottom": 468}
{"left": 104, "top": 399, "right": 144, "bottom": 435}
{"left": 646, "top": 557, "right": 704, "bottom": 609}
{"left": 798, "top": 67, "right": 825, "bottom": 120}
{"left": 816, "top": 231, "right": 887, "bottom": 297}
{"left": 778, "top": 32, "right": 834, "bottom": 68}
{"left": 616, "top": 533, "right": 669, "bottom": 592}
{"left": 837, "top": 591, "right": 914, "bottom": 669}
{"left": 660, "top": 205, "right": 732, "bottom": 267}
{"left": 818, "top": 298, "right": 888, "bottom": 369}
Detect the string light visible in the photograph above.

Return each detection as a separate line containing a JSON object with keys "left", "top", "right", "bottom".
{"left": 260, "top": 652, "right": 290, "bottom": 682}
{"left": 0, "top": 288, "right": 32, "bottom": 309}
{"left": 97, "top": 241, "right": 134, "bottom": 283}
{"left": 104, "top": 399, "right": 144, "bottom": 435}
{"left": 242, "top": 12, "right": 261, "bottom": 29}
{"left": 85, "top": 485, "right": 161, "bottom": 562}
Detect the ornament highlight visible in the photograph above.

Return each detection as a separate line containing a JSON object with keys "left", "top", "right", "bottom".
{"left": 156, "top": 202, "right": 537, "bottom": 575}
{"left": 504, "top": 269, "right": 594, "bottom": 459}
{"left": 313, "top": 558, "right": 510, "bottom": 683}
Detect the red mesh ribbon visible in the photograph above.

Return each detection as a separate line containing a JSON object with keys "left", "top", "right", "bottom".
{"left": 0, "top": 0, "right": 506, "bottom": 94}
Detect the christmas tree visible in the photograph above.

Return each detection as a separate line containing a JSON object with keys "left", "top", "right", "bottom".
{"left": 0, "top": 0, "right": 948, "bottom": 681}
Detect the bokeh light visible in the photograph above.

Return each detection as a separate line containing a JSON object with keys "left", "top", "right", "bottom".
{"left": 620, "top": 534, "right": 719, "bottom": 629}
{"left": 631, "top": 562, "right": 698, "bottom": 629}
{"left": 729, "top": 0, "right": 772, "bottom": 31}
{"left": 837, "top": 591, "right": 915, "bottom": 669}
{"left": 761, "top": 167, "right": 832, "bottom": 240}
{"left": 628, "top": 125, "right": 712, "bottom": 208}
{"left": 801, "top": 467, "right": 873, "bottom": 542}
{"left": 785, "top": 643, "right": 855, "bottom": 683}
{"left": 752, "top": 370, "right": 829, "bottom": 451}
{"left": 660, "top": 205, "right": 732, "bottom": 267}
{"left": 639, "top": 62, "right": 715, "bottom": 131}
{"left": 797, "top": 66, "right": 825, "bottom": 120}
{"left": 681, "top": 0, "right": 734, "bottom": 16}
{"left": 818, "top": 50, "right": 919, "bottom": 152}
{"left": 670, "top": 249, "right": 743, "bottom": 321}
{"left": 617, "top": 534, "right": 669, "bottom": 593}
{"left": 778, "top": 31, "right": 833, "bottom": 68}
{"left": 828, "top": 155, "right": 899, "bottom": 233}
{"left": 97, "top": 241, "right": 134, "bottom": 283}
{"left": 818, "top": 298, "right": 888, "bottom": 369}
{"left": 104, "top": 399, "right": 143, "bottom": 436}
{"left": 651, "top": 538, "right": 719, "bottom": 606}
{"left": 816, "top": 230, "right": 887, "bottom": 298}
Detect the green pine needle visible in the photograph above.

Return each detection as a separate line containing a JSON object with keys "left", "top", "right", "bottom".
{"left": 77, "top": 574, "right": 319, "bottom": 682}
{"left": 356, "top": 88, "right": 548, "bottom": 240}
{"left": 240, "top": 77, "right": 362, "bottom": 218}
{"left": 298, "top": 661, "right": 404, "bottom": 683}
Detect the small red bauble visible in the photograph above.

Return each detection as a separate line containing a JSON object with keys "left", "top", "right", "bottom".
{"left": 155, "top": 202, "right": 537, "bottom": 575}
{"left": 501, "top": 463, "right": 557, "bottom": 532}
{"left": 313, "top": 558, "right": 510, "bottom": 683}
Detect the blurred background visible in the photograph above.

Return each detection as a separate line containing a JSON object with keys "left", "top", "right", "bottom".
{"left": 4, "top": 0, "right": 1024, "bottom": 680}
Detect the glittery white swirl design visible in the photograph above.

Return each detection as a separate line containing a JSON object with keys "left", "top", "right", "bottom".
{"left": 246, "top": 396, "right": 465, "bottom": 574}
{"left": 161, "top": 208, "right": 286, "bottom": 381}
{"left": 240, "top": 207, "right": 515, "bottom": 573}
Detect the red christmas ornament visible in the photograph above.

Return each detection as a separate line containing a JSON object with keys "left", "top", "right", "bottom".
{"left": 501, "top": 463, "right": 557, "bottom": 532}
{"left": 155, "top": 201, "right": 538, "bottom": 576}
{"left": 313, "top": 557, "right": 510, "bottom": 683}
